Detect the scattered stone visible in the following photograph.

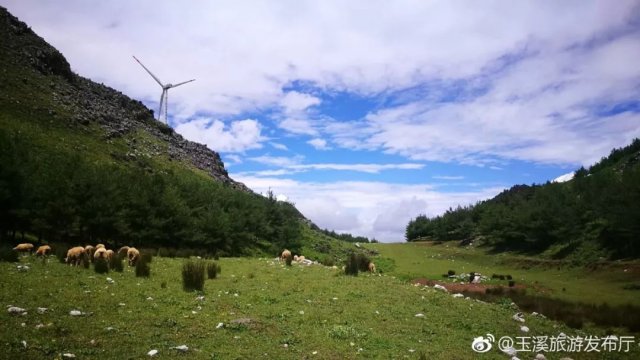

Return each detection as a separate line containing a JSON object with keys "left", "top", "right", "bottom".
{"left": 216, "top": 322, "right": 224, "bottom": 329}
{"left": 16, "top": 265, "right": 29, "bottom": 272}
{"left": 171, "top": 345, "right": 188, "bottom": 352}
{"left": 195, "top": 295, "right": 205, "bottom": 301}
{"left": 299, "top": 310, "right": 304, "bottom": 315}
{"left": 62, "top": 354, "right": 76, "bottom": 358}
{"left": 520, "top": 326, "right": 529, "bottom": 333}
{"left": 37, "top": 307, "right": 48, "bottom": 314}
{"left": 312, "top": 351, "right": 318, "bottom": 355}
{"left": 512, "top": 313, "right": 525, "bottom": 323}
{"left": 146, "top": 297, "right": 153, "bottom": 301}
{"left": 502, "top": 346, "right": 517, "bottom": 356}
{"left": 452, "top": 293, "right": 464, "bottom": 298}
{"left": 433, "top": 284, "right": 448, "bottom": 292}
{"left": 106, "top": 277, "right": 114, "bottom": 284}
{"left": 21, "top": 340, "right": 27, "bottom": 348}
{"left": 7, "top": 306, "right": 27, "bottom": 315}
{"left": 69, "top": 310, "right": 83, "bottom": 316}
{"left": 147, "top": 349, "right": 158, "bottom": 357}
{"left": 415, "top": 313, "right": 425, "bottom": 318}
{"left": 535, "top": 354, "right": 547, "bottom": 360}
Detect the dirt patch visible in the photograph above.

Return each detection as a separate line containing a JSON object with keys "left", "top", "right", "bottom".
{"left": 412, "top": 278, "right": 528, "bottom": 294}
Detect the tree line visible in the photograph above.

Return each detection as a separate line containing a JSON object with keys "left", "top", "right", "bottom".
{"left": 406, "top": 139, "right": 640, "bottom": 260}
{"left": 0, "top": 130, "right": 302, "bottom": 256}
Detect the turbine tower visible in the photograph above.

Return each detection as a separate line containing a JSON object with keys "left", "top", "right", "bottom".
{"left": 133, "top": 56, "right": 195, "bottom": 125}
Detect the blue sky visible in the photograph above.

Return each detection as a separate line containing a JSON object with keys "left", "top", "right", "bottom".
{"left": 3, "top": 0, "right": 640, "bottom": 241}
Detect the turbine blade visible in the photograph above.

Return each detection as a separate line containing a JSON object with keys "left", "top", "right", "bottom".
{"left": 132, "top": 56, "right": 164, "bottom": 86}
{"left": 170, "top": 79, "right": 196, "bottom": 88}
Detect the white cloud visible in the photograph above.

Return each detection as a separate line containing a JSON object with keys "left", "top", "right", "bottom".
{"left": 5, "top": 1, "right": 638, "bottom": 166}
{"left": 270, "top": 142, "right": 289, "bottom": 151}
{"left": 223, "top": 154, "right": 242, "bottom": 166}
{"left": 432, "top": 175, "right": 464, "bottom": 180}
{"left": 290, "top": 163, "right": 424, "bottom": 174}
{"left": 280, "top": 91, "right": 321, "bottom": 115}
{"left": 174, "top": 118, "right": 264, "bottom": 153}
{"left": 248, "top": 155, "right": 304, "bottom": 167}
{"left": 307, "top": 138, "right": 329, "bottom": 150}
{"left": 234, "top": 175, "right": 504, "bottom": 242}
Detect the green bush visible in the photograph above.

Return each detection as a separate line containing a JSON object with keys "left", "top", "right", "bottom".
{"left": 136, "top": 257, "right": 151, "bottom": 277}
{"left": 0, "top": 246, "right": 19, "bottom": 262}
{"left": 109, "top": 254, "right": 124, "bottom": 272}
{"left": 207, "top": 261, "right": 219, "bottom": 279}
{"left": 140, "top": 251, "right": 153, "bottom": 263}
{"left": 94, "top": 257, "right": 109, "bottom": 274}
{"left": 182, "top": 260, "right": 205, "bottom": 291}
{"left": 345, "top": 253, "right": 359, "bottom": 276}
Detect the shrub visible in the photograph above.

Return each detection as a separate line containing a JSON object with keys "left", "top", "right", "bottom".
{"left": 140, "top": 252, "right": 153, "bottom": 264}
{"left": 94, "top": 258, "right": 109, "bottom": 274}
{"left": 356, "top": 254, "right": 371, "bottom": 272}
{"left": 319, "top": 256, "right": 335, "bottom": 267}
{"left": 182, "top": 260, "right": 205, "bottom": 291}
{"left": 207, "top": 261, "right": 219, "bottom": 279}
{"left": 506, "top": 274, "right": 513, "bottom": 280}
{"left": 447, "top": 270, "right": 456, "bottom": 276}
{"left": 136, "top": 257, "right": 151, "bottom": 277}
{"left": 109, "top": 254, "right": 124, "bottom": 272}
{"left": 508, "top": 280, "right": 516, "bottom": 287}
{"left": 81, "top": 252, "right": 90, "bottom": 269}
{"left": 285, "top": 253, "right": 293, "bottom": 266}
{"left": 345, "top": 253, "right": 359, "bottom": 276}
{"left": 161, "top": 281, "right": 167, "bottom": 289}
{"left": 0, "top": 246, "right": 19, "bottom": 262}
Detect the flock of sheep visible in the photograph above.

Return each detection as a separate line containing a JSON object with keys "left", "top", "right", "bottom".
{"left": 12, "top": 242, "right": 140, "bottom": 267}
{"left": 280, "top": 249, "right": 376, "bottom": 273}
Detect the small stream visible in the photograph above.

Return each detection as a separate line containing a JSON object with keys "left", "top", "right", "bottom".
{"left": 461, "top": 288, "right": 640, "bottom": 332}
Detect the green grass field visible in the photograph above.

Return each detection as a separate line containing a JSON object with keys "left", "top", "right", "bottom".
{"left": 1, "top": 252, "right": 638, "bottom": 359}
{"left": 369, "top": 242, "right": 640, "bottom": 307}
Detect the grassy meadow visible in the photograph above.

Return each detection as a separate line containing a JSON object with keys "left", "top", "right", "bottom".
{"left": 368, "top": 242, "right": 640, "bottom": 307}
{"left": 1, "top": 250, "right": 639, "bottom": 359}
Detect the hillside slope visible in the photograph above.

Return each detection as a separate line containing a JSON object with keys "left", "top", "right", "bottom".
{"left": 406, "top": 139, "right": 640, "bottom": 261}
{"left": 0, "top": 7, "right": 325, "bottom": 255}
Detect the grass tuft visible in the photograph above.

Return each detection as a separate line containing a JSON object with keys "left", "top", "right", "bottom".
{"left": 182, "top": 260, "right": 205, "bottom": 291}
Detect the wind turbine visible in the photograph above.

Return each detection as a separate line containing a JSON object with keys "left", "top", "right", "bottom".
{"left": 133, "top": 56, "right": 195, "bottom": 125}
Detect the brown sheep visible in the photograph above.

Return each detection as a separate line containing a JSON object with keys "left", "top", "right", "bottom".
{"left": 368, "top": 262, "right": 376, "bottom": 273}
{"left": 94, "top": 247, "right": 108, "bottom": 261}
{"left": 35, "top": 245, "right": 51, "bottom": 256}
{"left": 118, "top": 246, "right": 130, "bottom": 257}
{"left": 66, "top": 246, "right": 87, "bottom": 266}
{"left": 105, "top": 249, "right": 115, "bottom": 261}
{"left": 13, "top": 243, "right": 34, "bottom": 254}
{"left": 281, "top": 249, "right": 292, "bottom": 262}
{"left": 293, "top": 255, "right": 299, "bottom": 262}
{"left": 127, "top": 247, "right": 140, "bottom": 266}
{"left": 95, "top": 244, "right": 105, "bottom": 250}
{"left": 297, "top": 255, "right": 306, "bottom": 263}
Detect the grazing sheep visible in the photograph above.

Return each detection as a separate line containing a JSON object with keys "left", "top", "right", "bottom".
{"left": 368, "top": 262, "right": 376, "bottom": 273}
{"left": 105, "top": 249, "right": 115, "bottom": 261}
{"left": 13, "top": 243, "right": 34, "bottom": 254}
{"left": 281, "top": 249, "right": 292, "bottom": 262}
{"left": 95, "top": 244, "right": 105, "bottom": 250}
{"left": 84, "top": 245, "right": 95, "bottom": 255}
{"left": 35, "top": 245, "right": 51, "bottom": 256}
{"left": 66, "top": 246, "right": 87, "bottom": 266}
{"left": 118, "top": 246, "right": 130, "bottom": 257}
{"left": 94, "top": 247, "right": 108, "bottom": 261}
{"left": 127, "top": 247, "right": 140, "bottom": 266}
{"left": 293, "top": 255, "right": 299, "bottom": 262}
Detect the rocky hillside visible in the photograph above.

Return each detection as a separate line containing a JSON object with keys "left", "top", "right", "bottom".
{"left": 0, "top": 6, "right": 325, "bottom": 254}
{"left": 0, "top": 6, "right": 248, "bottom": 192}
